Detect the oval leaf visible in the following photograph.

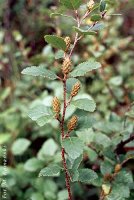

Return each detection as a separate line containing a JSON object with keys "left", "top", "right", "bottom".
{"left": 91, "top": 14, "right": 101, "bottom": 22}
{"left": 28, "top": 105, "right": 53, "bottom": 127}
{"left": 60, "top": 0, "right": 82, "bottom": 9}
{"left": 70, "top": 59, "right": 101, "bottom": 77}
{"left": 24, "top": 158, "right": 44, "bottom": 172}
{"left": 100, "top": 0, "right": 106, "bottom": 12}
{"left": 11, "top": 138, "right": 31, "bottom": 155}
{"left": 45, "top": 35, "right": 66, "bottom": 51}
{"left": 21, "top": 66, "right": 58, "bottom": 80}
{"left": 78, "top": 168, "right": 98, "bottom": 184}
{"left": 71, "top": 98, "right": 96, "bottom": 112}
{"left": 62, "top": 137, "right": 84, "bottom": 160}
{"left": 74, "top": 27, "right": 97, "bottom": 36}
{"left": 39, "top": 164, "right": 61, "bottom": 177}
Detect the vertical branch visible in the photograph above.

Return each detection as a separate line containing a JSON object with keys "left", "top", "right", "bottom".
{"left": 59, "top": 8, "right": 91, "bottom": 200}
{"left": 60, "top": 78, "right": 73, "bottom": 200}
{"left": 61, "top": 148, "right": 72, "bottom": 200}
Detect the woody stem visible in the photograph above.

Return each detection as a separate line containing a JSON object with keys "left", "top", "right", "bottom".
{"left": 60, "top": 79, "right": 73, "bottom": 200}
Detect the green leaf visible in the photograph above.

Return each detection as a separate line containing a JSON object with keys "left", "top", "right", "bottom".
{"left": 115, "top": 170, "right": 133, "bottom": 185}
{"left": 50, "top": 13, "right": 75, "bottom": 20}
{"left": 76, "top": 115, "right": 96, "bottom": 130}
{"left": 94, "top": 133, "right": 111, "bottom": 148}
{"left": 106, "top": 184, "right": 130, "bottom": 200}
{"left": 84, "top": 147, "right": 98, "bottom": 162}
{"left": 39, "top": 139, "right": 58, "bottom": 157}
{"left": 68, "top": 155, "right": 83, "bottom": 182}
{"left": 43, "top": 179, "right": 57, "bottom": 199}
{"left": 39, "top": 164, "right": 61, "bottom": 177}
{"left": 74, "top": 27, "right": 97, "bottom": 36}
{"left": 109, "top": 76, "right": 123, "bottom": 86}
{"left": 62, "top": 137, "right": 84, "bottom": 159}
{"left": 100, "top": 160, "right": 114, "bottom": 175}
{"left": 93, "top": 121, "right": 121, "bottom": 134}
{"left": 71, "top": 98, "right": 96, "bottom": 112}
{"left": 78, "top": 169, "right": 98, "bottom": 184}
{"left": 70, "top": 170, "right": 79, "bottom": 182}
{"left": 68, "top": 154, "right": 83, "bottom": 170}
{"left": 91, "top": 14, "right": 101, "bottom": 22}
{"left": 60, "top": 0, "right": 82, "bottom": 9}
{"left": 70, "top": 59, "right": 101, "bottom": 77}
{"left": 58, "top": 190, "right": 68, "bottom": 200}
{"left": 55, "top": 50, "right": 64, "bottom": 59}
{"left": 0, "top": 133, "right": 11, "bottom": 144}
{"left": 76, "top": 128, "right": 95, "bottom": 145}
{"left": 91, "top": 3, "right": 100, "bottom": 12}
{"left": 66, "top": 78, "right": 81, "bottom": 94}
{"left": 31, "top": 193, "right": 44, "bottom": 200}
{"left": 11, "top": 138, "right": 31, "bottom": 155}
{"left": 91, "top": 23, "right": 105, "bottom": 31}
{"left": 106, "top": 194, "right": 125, "bottom": 200}
{"left": 28, "top": 105, "right": 53, "bottom": 126}
{"left": 45, "top": 35, "right": 66, "bottom": 51}
{"left": 100, "top": 0, "right": 106, "bottom": 12}
{"left": 24, "top": 158, "right": 44, "bottom": 172}
{"left": 21, "top": 66, "right": 57, "bottom": 80}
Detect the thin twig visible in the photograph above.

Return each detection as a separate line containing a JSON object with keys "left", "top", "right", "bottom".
{"left": 115, "top": 133, "right": 134, "bottom": 154}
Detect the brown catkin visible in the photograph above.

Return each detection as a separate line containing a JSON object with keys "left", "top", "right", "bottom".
{"left": 67, "top": 116, "right": 78, "bottom": 132}
{"left": 64, "top": 37, "right": 71, "bottom": 52}
{"left": 114, "top": 164, "right": 122, "bottom": 173}
{"left": 52, "top": 97, "right": 61, "bottom": 114}
{"left": 62, "top": 58, "right": 72, "bottom": 75}
{"left": 71, "top": 82, "right": 81, "bottom": 97}
{"left": 87, "top": 0, "right": 95, "bottom": 11}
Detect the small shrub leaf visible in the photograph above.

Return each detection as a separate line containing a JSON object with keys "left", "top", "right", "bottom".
{"left": 70, "top": 59, "right": 101, "bottom": 77}
{"left": 44, "top": 35, "right": 66, "bottom": 50}
{"left": 78, "top": 169, "right": 98, "bottom": 184}
{"left": 22, "top": 66, "right": 58, "bottom": 80}
{"left": 62, "top": 137, "right": 84, "bottom": 159}
{"left": 39, "top": 164, "right": 61, "bottom": 177}
{"left": 71, "top": 98, "right": 96, "bottom": 112}
{"left": 28, "top": 105, "right": 53, "bottom": 126}
{"left": 100, "top": 0, "right": 106, "bottom": 12}
{"left": 60, "top": 0, "right": 82, "bottom": 10}
{"left": 11, "top": 138, "right": 31, "bottom": 155}
{"left": 24, "top": 158, "right": 44, "bottom": 172}
{"left": 74, "top": 27, "right": 97, "bottom": 35}
{"left": 91, "top": 14, "right": 101, "bottom": 22}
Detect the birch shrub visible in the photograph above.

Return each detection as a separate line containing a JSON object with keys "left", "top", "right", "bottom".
{"left": 20, "top": 0, "right": 134, "bottom": 200}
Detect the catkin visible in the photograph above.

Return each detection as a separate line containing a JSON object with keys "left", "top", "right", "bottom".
{"left": 114, "top": 164, "right": 122, "bottom": 173}
{"left": 87, "top": 0, "right": 95, "bottom": 11}
{"left": 64, "top": 36, "right": 71, "bottom": 52}
{"left": 52, "top": 97, "right": 61, "bottom": 114}
{"left": 67, "top": 115, "right": 78, "bottom": 132}
{"left": 71, "top": 82, "right": 80, "bottom": 97}
{"left": 62, "top": 58, "right": 72, "bottom": 75}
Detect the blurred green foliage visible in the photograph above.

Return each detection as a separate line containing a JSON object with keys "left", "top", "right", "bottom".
{"left": 0, "top": 0, "right": 134, "bottom": 200}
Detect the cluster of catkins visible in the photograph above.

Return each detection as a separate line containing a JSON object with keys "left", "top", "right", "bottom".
{"left": 52, "top": 36, "right": 81, "bottom": 133}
